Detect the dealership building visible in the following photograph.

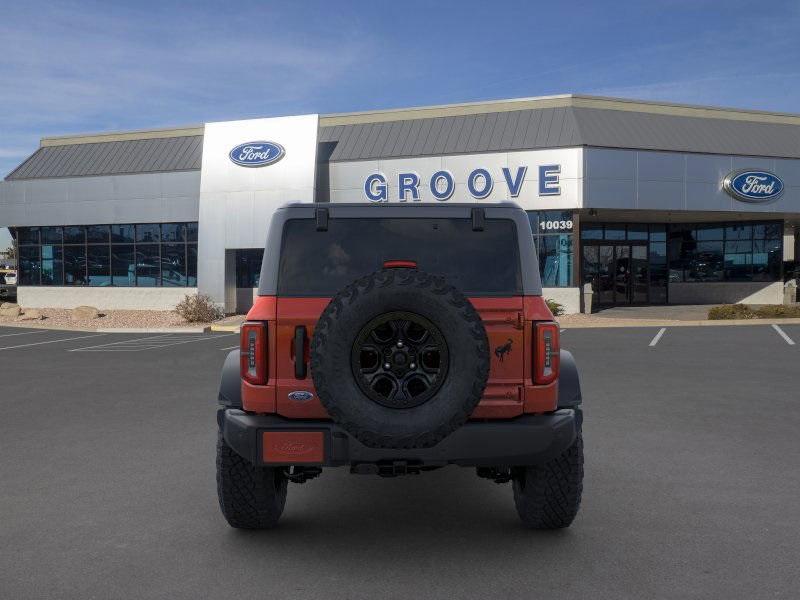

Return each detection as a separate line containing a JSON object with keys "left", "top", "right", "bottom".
{"left": 1, "top": 94, "right": 798, "bottom": 314}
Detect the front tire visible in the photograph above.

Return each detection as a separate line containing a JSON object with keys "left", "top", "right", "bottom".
{"left": 216, "top": 431, "right": 288, "bottom": 529}
{"left": 512, "top": 430, "right": 584, "bottom": 529}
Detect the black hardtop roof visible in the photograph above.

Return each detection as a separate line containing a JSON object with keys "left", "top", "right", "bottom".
{"left": 278, "top": 201, "right": 525, "bottom": 209}
{"left": 258, "top": 201, "right": 542, "bottom": 296}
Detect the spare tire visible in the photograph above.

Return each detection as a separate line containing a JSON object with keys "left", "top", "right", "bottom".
{"left": 311, "top": 268, "right": 490, "bottom": 449}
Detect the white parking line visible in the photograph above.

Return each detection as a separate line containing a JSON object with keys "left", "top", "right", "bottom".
{"left": 0, "top": 333, "right": 105, "bottom": 351}
{"left": 0, "top": 330, "right": 49, "bottom": 339}
{"left": 649, "top": 328, "right": 667, "bottom": 347}
{"left": 771, "top": 324, "right": 795, "bottom": 346}
{"left": 70, "top": 333, "right": 235, "bottom": 352}
{"left": 220, "top": 345, "right": 239, "bottom": 351}
{"left": 67, "top": 333, "right": 175, "bottom": 351}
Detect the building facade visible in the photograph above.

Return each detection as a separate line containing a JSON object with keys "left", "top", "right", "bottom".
{"left": 1, "top": 94, "right": 798, "bottom": 314}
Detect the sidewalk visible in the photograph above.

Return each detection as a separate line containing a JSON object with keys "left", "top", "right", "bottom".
{"left": 558, "top": 304, "right": 800, "bottom": 328}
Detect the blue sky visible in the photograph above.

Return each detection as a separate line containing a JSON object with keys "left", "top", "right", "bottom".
{"left": 1, "top": 0, "right": 800, "bottom": 249}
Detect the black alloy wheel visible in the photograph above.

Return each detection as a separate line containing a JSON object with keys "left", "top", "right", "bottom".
{"left": 351, "top": 311, "right": 449, "bottom": 409}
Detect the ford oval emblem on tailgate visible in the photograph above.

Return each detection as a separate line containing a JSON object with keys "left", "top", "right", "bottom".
{"left": 288, "top": 390, "right": 314, "bottom": 402}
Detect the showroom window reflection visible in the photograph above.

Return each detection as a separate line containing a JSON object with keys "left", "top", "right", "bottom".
{"left": 527, "top": 211, "right": 574, "bottom": 287}
{"left": 15, "top": 223, "right": 198, "bottom": 287}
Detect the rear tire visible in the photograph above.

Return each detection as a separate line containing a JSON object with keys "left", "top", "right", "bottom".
{"left": 216, "top": 431, "right": 288, "bottom": 529}
{"left": 512, "top": 430, "right": 584, "bottom": 529}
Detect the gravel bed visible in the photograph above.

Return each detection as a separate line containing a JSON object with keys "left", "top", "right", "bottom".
{"left": 0, "top": 307, "right": 240, "bottom": 331}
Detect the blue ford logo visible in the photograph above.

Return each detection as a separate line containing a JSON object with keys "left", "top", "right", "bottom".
{"left": 288, "top": 390, "right": 313, "bottom": 402}
{"left": 229, "top": 141, "right": 285, "bottom": 167}
{"left": 723, "top": 170, "right": 784, "bottom": 203}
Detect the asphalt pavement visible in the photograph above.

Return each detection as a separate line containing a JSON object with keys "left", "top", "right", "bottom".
{"left": 0, "top": 324, "right": 798, "bottom": 600}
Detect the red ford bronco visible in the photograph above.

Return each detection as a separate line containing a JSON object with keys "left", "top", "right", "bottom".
{"left": 217, "top": 203, "right": 583, "bottom": 529}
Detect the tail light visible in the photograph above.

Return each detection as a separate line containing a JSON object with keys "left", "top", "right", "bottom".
{"left": 533, "top": 322, "right": 560, "bottom": 385}
{"left": 240, "top": 322, "right": 268, "bottom": 385}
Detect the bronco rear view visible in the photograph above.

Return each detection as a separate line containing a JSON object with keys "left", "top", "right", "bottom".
{"left": 216, "top": 203, "right": 583, "bottom": 529}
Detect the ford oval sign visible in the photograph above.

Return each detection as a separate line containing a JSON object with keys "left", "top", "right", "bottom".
{"left": 723, "top": 169, "right": 784, "bottom": 203}
{"left": 229, "top": 141, "right": 285, "bottom": 168}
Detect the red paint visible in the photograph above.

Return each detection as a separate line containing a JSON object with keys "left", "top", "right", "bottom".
{"left": 246, "top": 295, "right": 277, "bottom": 320}
{"left": 262, "top": 431, "right": 324, "bottom": 464}
{"left": 242, "top": 294, "right": 559, "bottom": 418}
{"left": 382, "top": 260, "right": 418, "bottom": 269}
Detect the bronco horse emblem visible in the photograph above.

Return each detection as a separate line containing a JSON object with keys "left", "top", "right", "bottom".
{"left": 494, "top": 338, "right": 513, "bottom": 362}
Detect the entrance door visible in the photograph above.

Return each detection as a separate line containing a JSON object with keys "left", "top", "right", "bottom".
{"left": 583, "top": 243, "right": 649, "bottom": 305}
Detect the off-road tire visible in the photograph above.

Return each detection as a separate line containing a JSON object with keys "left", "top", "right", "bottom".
{"left": 216, "top": 431, "right": 288, "bottom": 529}
{"left": 311, "top": 268, "right": 490, "bottom": 449}
{"left": 512, "top": 430, "right": 584, "bottom": 529}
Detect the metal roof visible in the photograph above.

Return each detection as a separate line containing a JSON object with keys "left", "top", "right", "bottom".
{"left": 6, "top": 135, "right": 203, "bottom": 180}
{"left": 320, "top": 106, "right": 800, "bottom": 161}
{"left": 7, "top": 94, "right": 800, "bottom": 180}
{"left": 319, "top": 107, "right": 582, "bottom": 160}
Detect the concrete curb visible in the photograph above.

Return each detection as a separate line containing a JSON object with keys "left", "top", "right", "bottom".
{"left": 558, "top": 317, "right": 800, "bottom": 329}
{"left": 209, "top": 324, "right": 241, "bottom": 332}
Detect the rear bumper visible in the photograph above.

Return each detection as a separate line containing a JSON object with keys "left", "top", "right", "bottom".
{"left": 219, "top": 408, "right": 580, "bottom": 468}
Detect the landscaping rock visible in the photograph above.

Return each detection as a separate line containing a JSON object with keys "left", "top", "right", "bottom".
{"left": 1, "top": 302, "right": 19, "bottom": 309}
{"left": 17, "top": 309, "right": 43, "bottom": 321}
{"left": 72, "top": 305, "right": 100, "bottom": 320}
{"left": 0, "top": 305, "right": 22, "bottom": 317}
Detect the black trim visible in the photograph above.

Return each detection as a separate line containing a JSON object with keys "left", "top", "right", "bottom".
{"left": 293, "top": 326, "right": 307, "bottom": 379}
{"left": 219, "top": 408, "right": 578, "bottom": 468}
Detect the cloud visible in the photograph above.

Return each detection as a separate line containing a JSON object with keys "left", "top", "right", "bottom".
{"left": 0, "top": 2, "right": 373, "bottom": 175}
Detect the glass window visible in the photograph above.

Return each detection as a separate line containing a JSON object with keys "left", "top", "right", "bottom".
{"left": 753, "top": 222, "right": 782, "bottom": 240}
{"left": 538, "top": 235, "right": 573, "bottom": 287}
{"left": 581, "top": 224, "right": 602, "bottom": 240}
{"left": 63, "top": 226, "right": 85, "bottom": 244}
{"left": 63, "top": 245, "right": 87, "bottom": 285}
{"left": 279, "top": 218, "right": 522, "bottom": 296}
{"left": 111, "top": 245, "right": 135, "bottom": 287}
{"left": 724, "top": 253, "right": 752, "bottom": 281}
{"left": 649, "top": 242, "right": 667, "bottom": 265}
{"left": 19, "top": 246, "right": 40, "bottom": 285}
{"left": 17, "top": 227, "right": 40, "bottom": 245}
{"left": 136, "top": 245, "right": 160, "bottom": 286}
{"left": 41, "top": 227, "right": 63, "bottom": 244}
{"left": 604, "top": 224, "right": 626, "bottom": 240}
{"left": 686, "top": 242, "right": 723, "bottom": 282}
{"left": 725, "top": 224, "right": 752, "bottom": 240}
{"left": 87, "top": 245, "right": 111, "bottom": 286}
{"left": 136, "top": 224, "right": 160, "bottom": 243}
{"left": 236, "top": 249, "right": 265, "bottom": 288}
{"left": 696, "top": 225, "right": 724, "bottom": 241}
{"left": 161, "top": 223, "right": 186, "bottom": 243}
{"left": 187, "top": 245, "right": 198, "bottom": 286}
{"left": 111, "top": 224, "right": 134, "bottom": 243}
{"left": 161, "top": 244, "right": 187, "bottom": 286}
{"left": 725, "top": 240, "right": 752, "bottom": 254}
{"left": 41, "top": 245, "right": 63, "bottom": 285}
{"left": 13, "top": 222, "right": 197, "bottom": 288}
{"left": 86, "top": 225, "right": 109, "bottom": 243}
{"left": 648, "top": 224, "right": 666, "bottom": 242}
{"left": 627, "top": 225, "right": 648, "bottom": 240}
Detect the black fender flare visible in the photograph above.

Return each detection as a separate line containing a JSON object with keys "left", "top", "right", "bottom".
{"left": 218, "top": 349, "right": 242, "bottom": 410}
{"left": 558, "top": 349, "right": 582, "bottom": 409}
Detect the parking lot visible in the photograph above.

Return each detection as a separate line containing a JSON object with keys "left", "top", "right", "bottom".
{"left": 1, "top": 323, "right": 798, "bottom": 600}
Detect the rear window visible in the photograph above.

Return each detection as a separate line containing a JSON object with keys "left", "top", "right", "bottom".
{"left": 278, "top": 217, "right": 522, "bottom": 296}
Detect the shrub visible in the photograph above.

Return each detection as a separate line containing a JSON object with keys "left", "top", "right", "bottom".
{"left": 545, "top": 298, "right": 566, "bottom": 316}
{"left": 754, "top": 304, "right": 800, "bottom": 318}
{"left": 175, "top": 294, "right": 223, "bottom": 323}
{"left": 707, "top": 304, "right": 758, "bottom": 320}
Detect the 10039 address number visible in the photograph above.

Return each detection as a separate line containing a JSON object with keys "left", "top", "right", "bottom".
{"left": 539, "top": 220, "right": 573, "bottom": 232}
